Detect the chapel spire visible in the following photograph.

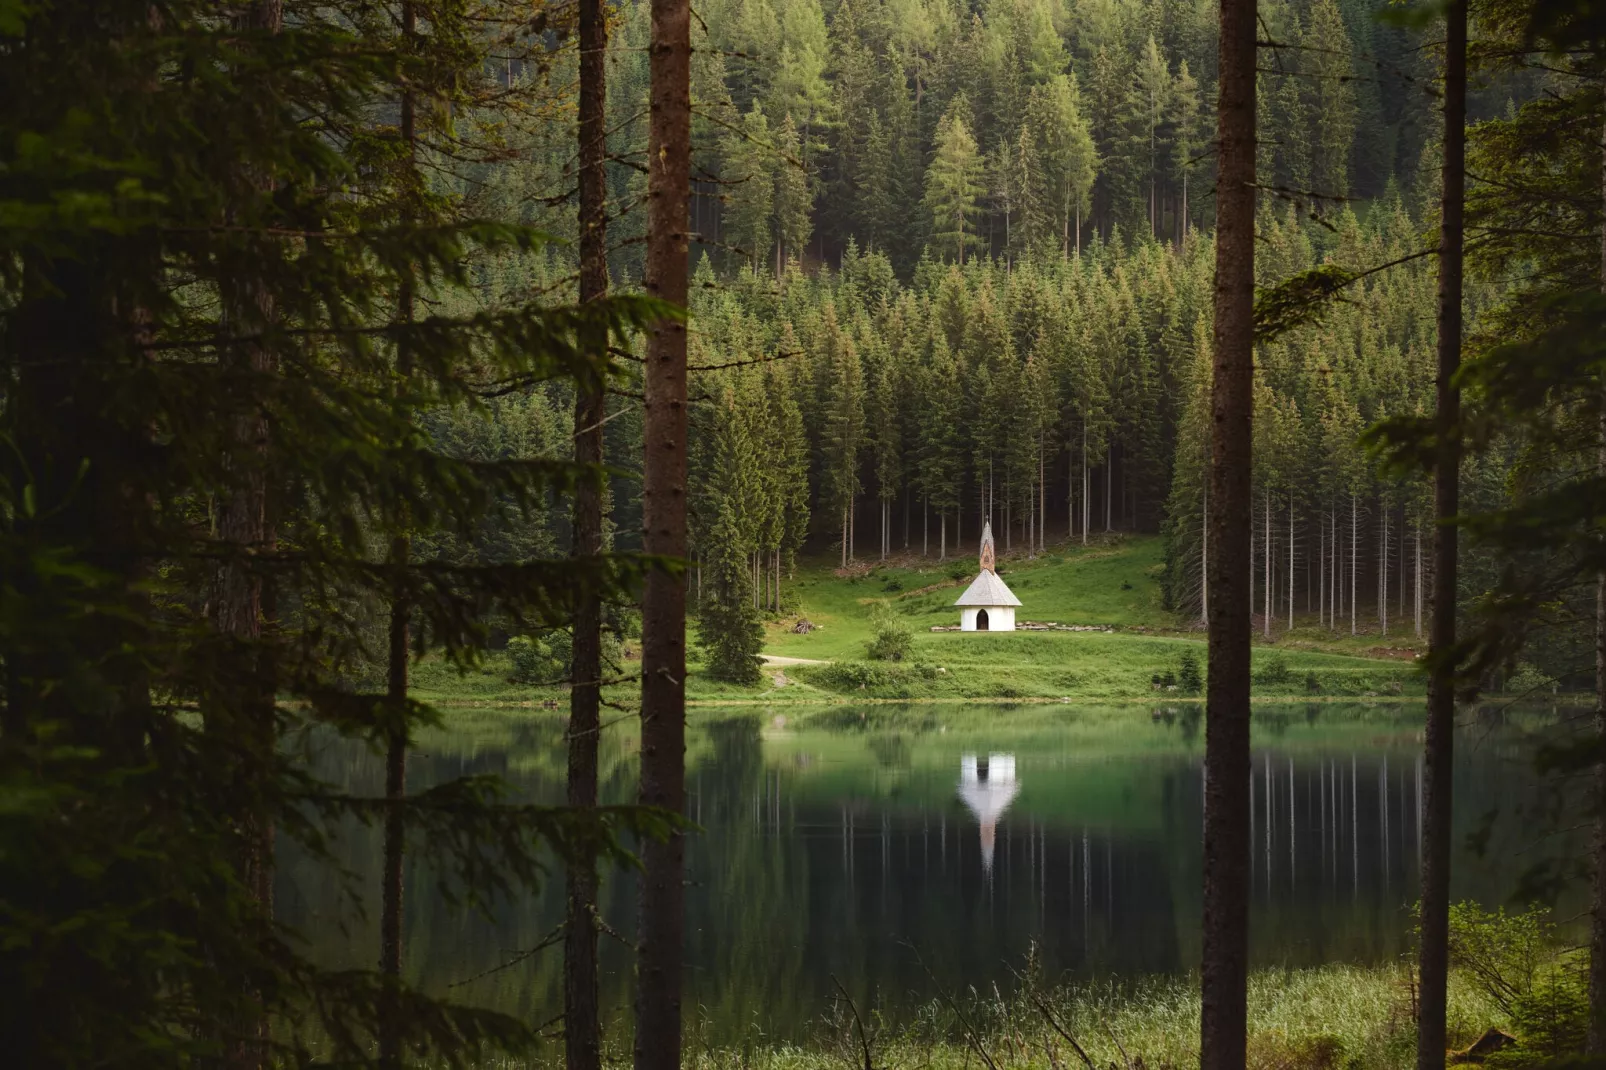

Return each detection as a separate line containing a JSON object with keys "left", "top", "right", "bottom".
{"left": 979, "top": 520, "right": 996, "bottom": 573}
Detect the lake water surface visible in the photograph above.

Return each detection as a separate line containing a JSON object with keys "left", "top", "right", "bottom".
{"left": 279, "top": 702, "right": 1569, "bottom": 1045}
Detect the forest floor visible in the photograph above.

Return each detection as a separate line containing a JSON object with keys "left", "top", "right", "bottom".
{"left": 414, "top": 533, "right": 1434, "bottom": 708}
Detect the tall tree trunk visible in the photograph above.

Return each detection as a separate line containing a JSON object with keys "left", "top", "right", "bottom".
{"left": 380, "top": 9, "right": 416, "bottom": 1063}
{"left": 1201, "top": 481, "right": 1209, "bottom": 628}
{"left": 1417, "top": 4, "right": 1465, "bottom": 1065}
{"left": 637, "top": 0, "right": 691, "bottom": 1060}
{"left": 214, "top": 5, "right": 285, "bottom": 1066}
{"left": 379, "top": 534, "right": 409, "bottom": 1070}
{"left": 1039, "top": 436, "right": 1046, "bottom": 552}
{"left": 1264, "top": 489, "right": 1272, "bottom": 638}
{"left": 566, "top": 0, "right": 609, "bottom": 1058}
{"left": 1415, "top": 524, "right": 1423, "bottom": 638}
{"left": 1288, "top": 495, "right": 1295, "bottom": 632}
{"left": 1351, "top": 493, "right": 1359, "bottom": 637}
{"left": 1319, "top": 512, "right": 1326, "bottom": 629}
{"left": 1590, "top": 104, "right": 1606, "bottom": 1060}
{"left": 1201, "top": 0, "right": 1256, "bottom": 1057}
{"left": 1380, "top": 506, "right": 1389, "bottom": 637}
{"left": 1082, "top": 424, "right": 1090, "bottom": 545}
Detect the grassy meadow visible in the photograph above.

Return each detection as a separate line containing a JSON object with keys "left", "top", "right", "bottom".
{"left": 413, "top": 534, "right": 1428, "bottom": 707}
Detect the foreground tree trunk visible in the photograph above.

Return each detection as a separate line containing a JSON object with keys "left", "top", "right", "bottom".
{"left": 1589, "top": 102, "right": 1606, "bottom": 1060}
{"left": 1201, "top": 0, "right": 1255, "bottom": 1058}
{"left": 636, "top": 0, "right": 690, "bottom": 1061}
{"left": 566, "top": 0, "right": 609, "bottom": 1062}
{"left": 1417, "top": 5, "right": 1465, "bottom": 1067}
{"left": 214, "top": 5, "right": 284, "bottom": 1067}
{"left": 380, "top": 10, "right": 417, "bottom": 1066}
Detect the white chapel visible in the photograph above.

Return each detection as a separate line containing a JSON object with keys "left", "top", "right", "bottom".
{"left": 953, "top": 521, "right": 1021, "bottom": 631}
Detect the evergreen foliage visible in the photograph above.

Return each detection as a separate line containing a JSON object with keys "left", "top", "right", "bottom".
{"left": 698, "top": 506, "right": 767, "bottom": 683}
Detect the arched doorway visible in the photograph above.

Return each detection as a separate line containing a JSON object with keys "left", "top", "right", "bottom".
{"left": 976, "top": 609, "right": 990, "bottom": 631}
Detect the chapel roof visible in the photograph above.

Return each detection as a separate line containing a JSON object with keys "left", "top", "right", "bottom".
{"left": 953, "top": 568, "right": 1022, "bottom": 607}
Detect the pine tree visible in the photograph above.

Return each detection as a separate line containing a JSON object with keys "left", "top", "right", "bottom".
{"left": 1029, "top": 73, "right": 1100, "bottom": 255}
{"left": 1303, "top": 0, "right": 1358, "bottom": 198}
{"left": 698, "top": 503, "right": 766, "bottom": 683}
{"left": 1171, "top": 59, "right": 1206, "bottom": 238}
{"left": 924, "top": 94, "right": 986, "bottom": 263}
{"left": 724, "top": 102, "right": 776, "bottom": 270}
{"left": 1132, "top": 35, "right": 1173, "bottom": 237}
{"left": 774, "top": 114, "right": 814, "bottom": 275}
{"left": 819, "top": 305, "right": 866, "bottom": 564}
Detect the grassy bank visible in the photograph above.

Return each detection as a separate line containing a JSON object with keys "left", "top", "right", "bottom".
{"left": 476, "top": 962, "right": 1507, "bottom": 1070}
{"left": 413, "top": 535, "right": 1428, "bottom": 706}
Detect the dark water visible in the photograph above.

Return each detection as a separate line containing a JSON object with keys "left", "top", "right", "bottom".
{"left": 278, "top": 702, "right": 1572, "bottom": 1044}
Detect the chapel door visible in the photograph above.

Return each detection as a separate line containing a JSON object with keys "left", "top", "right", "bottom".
{"left": 977, "top": 609, "right": 990, "bottom": 631}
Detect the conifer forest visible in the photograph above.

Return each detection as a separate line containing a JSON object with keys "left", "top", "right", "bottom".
{"left": 6, "top": 0, "right": 1606, "bottom": 1067}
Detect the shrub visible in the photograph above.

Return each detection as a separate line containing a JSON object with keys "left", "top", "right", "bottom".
{"left": 1506, "top": 662, "right": 1559, "bottom": 696}
{"left": 507, "top": 632, "right": 568, "bottom": 684}
{"left": 1305, "top": 670, "right": 1322, "bottom": 694}
{"left": 947, "top": 563, "right": 971, "bottom": 581}
{"left": 1178, "top": 651, "right": 1203, "bottom": 693}
{"left": 1447, "top": 902, "right": 1553, "bottom": 1017}
{"left": 1256, "top": 654, "right": 1292, "bottom": 686}
{"left": 865, "top": 600, "right": 912, "bottom": 662}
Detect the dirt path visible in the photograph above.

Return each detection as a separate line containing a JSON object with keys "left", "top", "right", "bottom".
{"left": 759, "top": 654, "right": 828, "bottom": 667}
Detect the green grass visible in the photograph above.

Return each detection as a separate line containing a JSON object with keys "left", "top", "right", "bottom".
{"left": 750, "top": 535, "right": 1420, "bottom": 703}
{"left": 477, "top": 962, "right": 1505, "bottom": 1070}
{"left": 409, "top": 534, "right": 1428, "bottom": 706}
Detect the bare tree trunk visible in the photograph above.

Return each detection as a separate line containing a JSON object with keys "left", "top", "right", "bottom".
{"left": 1105, "top": 455, "right": 1112, "bottom": 531}
{"left": 1415, "top": 524, "right": 1424, "bottom": 638}
{"left": 1588, "top": 97, "right": 1606, "bottom": 1063}
{"left": 379, "top": 533, "right": 408, "bottom": 1070}
{"left": 1039, "top": 436, "right": 1046, "bottom": 553}
{"left": 565, "top": 0, "right": 609, "bottom": 1056}
{"left": 1082, "top": 424, "right": 1090, "bottom": 545}
{"left": 1288, "top": 495, "right": 1295, "bottom": 632}
{"left": 1201, "top": 0, "right": 1256, "bottom": 1056}
{"left": 214, "top": 6, "right": 285, "bottom": 1066}
{"left": 636, "top": 0, "right": 691, "bottom": 1059}
{"left": 1380, "top": 506, "right": 1389, "bottom": 638}
{"left": 1350, "top": 493, "right": 1358, "bottom": 637}
{"left": 1201, "top": 481, "right": 1209, "bottom": 627}
{"left": 379, "top": 10, "right": 416, "bottom": 1062}
{"left": 1068, "top": 444, "right": 1076, "bottom": 540}
{"left": 1264, "top": 489, "right": 1272, "bottom": 638}
{"left": 1417, "top": 5, "right": 1465, "bottom": 1065}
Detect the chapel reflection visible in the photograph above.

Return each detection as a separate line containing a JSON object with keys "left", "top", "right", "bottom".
{"left": 958, "top": 753, "right": 1019, "bottom": 874}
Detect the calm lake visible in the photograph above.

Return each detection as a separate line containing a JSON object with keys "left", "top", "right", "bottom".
{"left": 279, "top": 702, "right": 1571, "bottom": 1045}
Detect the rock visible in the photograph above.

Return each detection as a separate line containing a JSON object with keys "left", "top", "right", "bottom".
{"left": 791, "top": 618, "right": 815, "bottom": 634}
{"left": 1449, "top": 1028, "right": 1515, "bottom": 1064}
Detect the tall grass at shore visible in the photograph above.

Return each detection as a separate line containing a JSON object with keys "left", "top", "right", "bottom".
{"left": 469, "top": 961, "right": 1504, "bottom": 1069}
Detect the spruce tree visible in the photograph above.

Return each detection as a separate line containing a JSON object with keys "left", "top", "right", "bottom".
{"left": 924, "top": 95, "right": 987, "bottom": 263}
{"left": 698, "top": 504, "right": 766, "bottom": 683}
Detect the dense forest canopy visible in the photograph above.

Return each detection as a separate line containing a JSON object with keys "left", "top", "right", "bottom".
{"left": 456, "top": 0, "right": 1558, "bottom": 674}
